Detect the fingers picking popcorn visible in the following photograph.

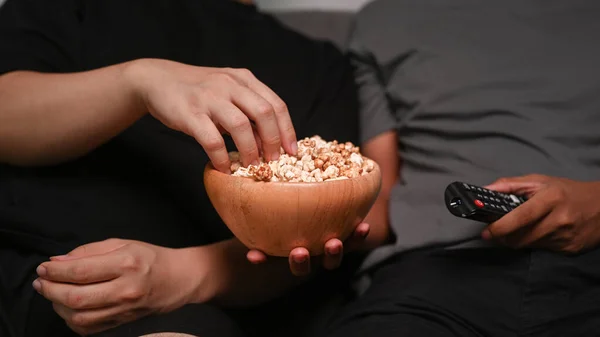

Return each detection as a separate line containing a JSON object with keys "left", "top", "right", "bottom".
{"left": 230, "top": 135, "right": 375, "bottom": 183}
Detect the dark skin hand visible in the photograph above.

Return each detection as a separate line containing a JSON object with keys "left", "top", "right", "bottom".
{"left": 483, "top": 174, "right": 600, "bottom": 254}
{"left": 247, "top": 222, "right": 370, "bottom": 276}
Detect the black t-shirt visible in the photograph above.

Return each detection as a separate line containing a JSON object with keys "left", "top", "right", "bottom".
{"left": 0, "top": 1, "right": 358, "bottom": 336}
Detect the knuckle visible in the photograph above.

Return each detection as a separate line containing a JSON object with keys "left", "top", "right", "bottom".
{"left": 104, "top": 238, "right": 123, "bottom": 245}
{"left": 185, "top": 91, "right": 202, "bottom": 108}
{"left": 69, "top": 264, "right": 90, "bottom": 283}
{"left": 217, "top": 72, "right": 237, "bottom": 84}
{"left": 120, "top": 286, "right": 145, "bottom": 302}
{"left": 212, "top": 158, "right": 230, "bottom": 170}
{"left": 119, "top": 309, "right": 140, "bottom": 323}
{"left": 66, "top": 290, "right": 85, "bottom": 309}
{"left": 201, "top": 134, "right": 226, "bottom": 152}
{"left": 234, "top": 68, "right": 254, "bottom": 78}
{"left": 197, "top": 87, "right": 220, "bottom": 102}
{"left": 243, "top": 147, "right": 260, "bottom": 160}
{"left": 70, "top": 312, "right": 92, "bottom": 328}
{"left": 563, "top": 230, "right": 577, "bottom": 243}
{"left": 120, "top": 253, "right": 140, "bottom": 272}
{"left": 229, "top": 115, "right": 251, "bottom": 132}
{"left": 205, "top": 73, "right": 234, "bottom": 87}
{"left": 556, "top": 211, "right": 575, "bottom": 228}
{"left": 554, "top": 185, "right": 567, "bottom": 197}
{"left": 262, "top": 134, "right": 281, "bottom": 146}
{"left": 254, "top": 102, "right": 274, "bottom": 119}
{"left": 546, "top": 187, "right": 565, "bottom": 204}
{"left": 273, "top": 100, "right": 288, "bottom": 114}
{"left": 562, "top": 242, "right": 583, "bottom": 254}
{"left": 495, "top": 177, "right": 510, "bottom": 184}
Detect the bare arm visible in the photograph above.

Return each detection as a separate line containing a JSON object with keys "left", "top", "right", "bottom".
{"left": 360, "top": 130, "right": 399, "bottom": 249}
{"left": 0, "top": 64, "right": 145, "bottom": 166}
{"left": 0, "top": 59, "right": 296, "bottom": 169}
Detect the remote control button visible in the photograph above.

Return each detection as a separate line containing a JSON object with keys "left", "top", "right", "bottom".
{"left": 510, "top": 195, "right": 521, "bottom": 203}
{"left": 474, "top": 199, "right": 484, "bottom": 208}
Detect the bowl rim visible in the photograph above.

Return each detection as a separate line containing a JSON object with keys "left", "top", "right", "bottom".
{"left": 204, "top": 157, "right": 381, "bottom": 187}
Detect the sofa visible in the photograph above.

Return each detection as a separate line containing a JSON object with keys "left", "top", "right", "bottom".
{"left": 268, "top": 9, "right": 356, "bottom": 50}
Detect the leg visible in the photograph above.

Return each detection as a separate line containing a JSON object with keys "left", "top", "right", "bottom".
{"left": 229, "top": 253, "right": 364, "bottom": 337}
{"left": 519, "top": 248, "right": 600, "bottom": 337}
{"left": 320, "top": 247, "right": 531, "bottom": 337}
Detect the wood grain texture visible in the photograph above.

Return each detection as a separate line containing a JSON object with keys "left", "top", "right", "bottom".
{"left": 204, "top": 160, "right": 382, "bottom": 256}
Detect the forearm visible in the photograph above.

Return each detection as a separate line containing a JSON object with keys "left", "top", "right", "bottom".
{"left": 184, "top": 239, "right": 308, "bottom": 307}
{"left": 0, "top": 62, "right": 146, "bottom": 166}
{"left": 360, "top": 130, "right": 400, "bottom": 248}
{"left": 360, "top": 199, "right": 391, "bottom": 250}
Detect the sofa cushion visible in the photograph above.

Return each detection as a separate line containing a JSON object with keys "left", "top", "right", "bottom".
{"left": 269, "top": 10, "right": 355, "bottom": 49}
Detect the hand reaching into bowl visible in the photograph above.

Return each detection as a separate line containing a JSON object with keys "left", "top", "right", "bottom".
{"left": 129, "top": 59, "right": 298, "bottom": 172}
{"left": 246, "top": 222, "right": 371, "bottom": 276}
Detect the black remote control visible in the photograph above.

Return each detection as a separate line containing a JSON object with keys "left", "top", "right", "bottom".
{"left": 444, "top": 181, "right": 527, "bottom": 223}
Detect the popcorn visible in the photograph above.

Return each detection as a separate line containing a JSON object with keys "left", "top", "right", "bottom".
{"left": 230, "top": 135, "right": 375, "bottom": 182}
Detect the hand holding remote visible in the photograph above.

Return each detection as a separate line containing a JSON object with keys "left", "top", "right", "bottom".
{"left": 482, "top": 174, "right": 600, "bottom": 254}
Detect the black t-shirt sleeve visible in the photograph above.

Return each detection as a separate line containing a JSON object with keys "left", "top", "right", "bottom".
{"left": 298, "top": 43, "right": 360, "bottom": 146}
{"left": 0, "top": 0, "right": 82, "bottom": 75}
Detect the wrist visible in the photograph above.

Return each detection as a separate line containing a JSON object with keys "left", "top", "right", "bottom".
{"left": 168, "top": 246, "right": 218, "bottom": 305}
{"left": 121, "top": 58, "right": 154, "bottom": 117}
{"left": 174, "top": 240, "right": 243, "bottom": 305}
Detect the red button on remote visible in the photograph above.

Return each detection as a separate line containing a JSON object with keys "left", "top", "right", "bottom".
{"left": 474, "top": 200, "right": 484, "bottom": 208}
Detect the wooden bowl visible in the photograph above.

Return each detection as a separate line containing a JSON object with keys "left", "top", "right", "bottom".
{"left": 203, "top": 160, "right": 382, "bottom": 256}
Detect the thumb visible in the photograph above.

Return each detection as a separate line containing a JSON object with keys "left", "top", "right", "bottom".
{"left": 51, "top": 239, "right": 129, "bottom": 261}
{"left": 485, "top": 174, "right": 548, "bottom": 196}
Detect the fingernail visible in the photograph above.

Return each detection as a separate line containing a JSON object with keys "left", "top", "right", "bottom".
{"left": 290, "top": 142, "right": 298, "bottom": 155}
{"left": 270, "top": 152, "right": 280, "bottom": 162}
{"left": 293, "top": 254, "right": 307, "bottom": 263}
{"left": 32, "top": 279, "right": 41, "bottom": 293}
{"left": 50, "top": 255, "right": 68, "bottom": 261}
{"left": 251, "top": 160, "right": 260, "bottom": 166}
{"left": 481, "top": 230, "right": 492, "bottom": 241}
{"left": 36, "top": 265, "right": 46, "bottom": 277}
{"left": 328, "top": 245, "right": 341, "bottom": 255}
